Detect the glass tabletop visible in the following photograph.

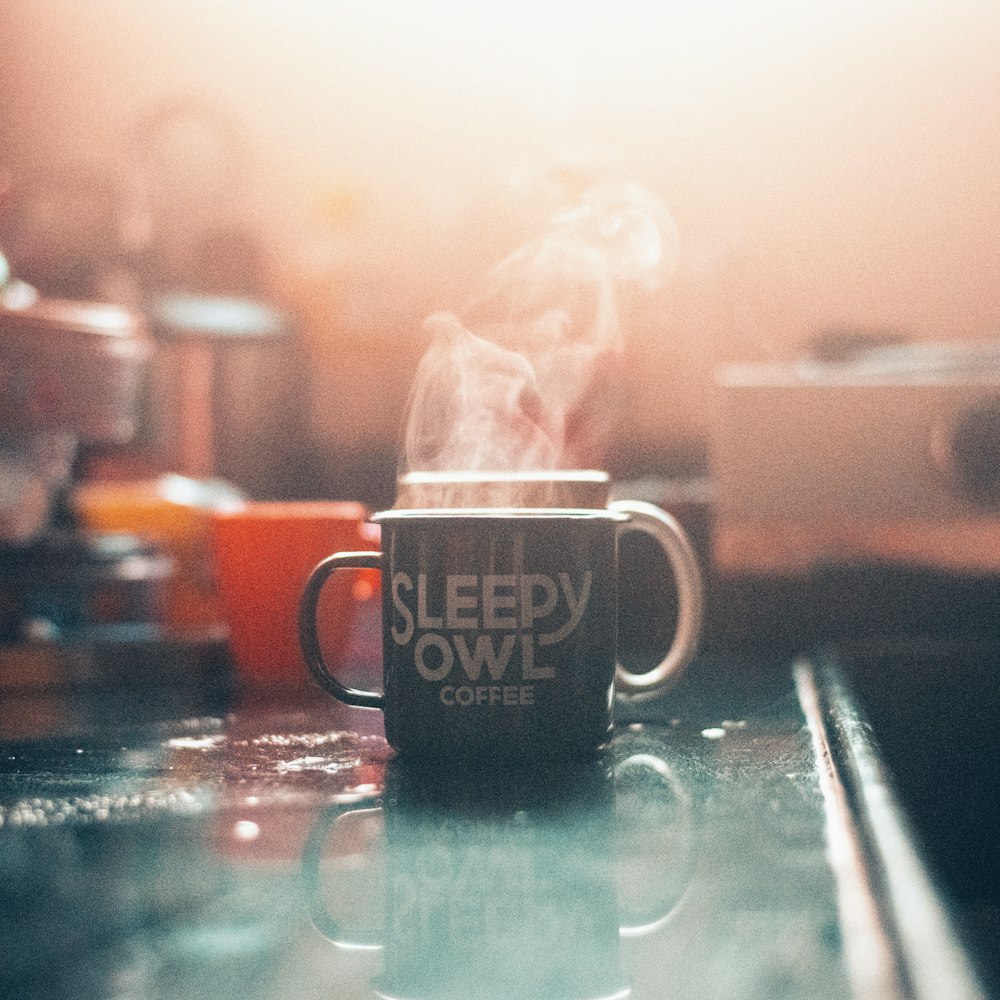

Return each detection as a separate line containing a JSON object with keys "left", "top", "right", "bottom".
{"left": 0, "top": 654, "right": 862, "bottom": 1000}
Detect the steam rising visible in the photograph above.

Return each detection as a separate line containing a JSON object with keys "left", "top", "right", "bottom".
{"left": 401, "top": 182, "right": 674, "bottom": 503}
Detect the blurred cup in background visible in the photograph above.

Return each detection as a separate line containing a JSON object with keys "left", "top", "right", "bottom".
{"left": 211, "top": 501, "right": 378, "bottom": 685}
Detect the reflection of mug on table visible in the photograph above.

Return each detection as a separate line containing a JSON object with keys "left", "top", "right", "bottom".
{"left": 302, "top": 749, "right": 693, "bottom": 1000}
{"left": 299, "top": 471, "right": 703, "bottom": 760}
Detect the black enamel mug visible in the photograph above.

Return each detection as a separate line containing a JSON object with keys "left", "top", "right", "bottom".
{"left": 299, "top": 500, "right": 702, "bottom": 760}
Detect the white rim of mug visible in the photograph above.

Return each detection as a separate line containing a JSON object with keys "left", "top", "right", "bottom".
{"left": 397, "top": 469, "right": 610, "bottom": 485}
{"left": 372, "top": 507, "right": 628, "bottom": 521}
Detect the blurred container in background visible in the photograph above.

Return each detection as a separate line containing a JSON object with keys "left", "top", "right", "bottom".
{"left": 75, "top": 474, "right": 243, "bottom": 633}
{"left": 210, "top": 501, "right": 378, "bottom": 686}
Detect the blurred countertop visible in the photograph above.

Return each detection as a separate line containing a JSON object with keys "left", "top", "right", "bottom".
{"left": 0, "top": 645, "right": 988, "bottom": 1000}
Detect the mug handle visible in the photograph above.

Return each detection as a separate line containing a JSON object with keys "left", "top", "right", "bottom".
{"left": 613, "top": 750, "right": 695, "bottom": 937}
{"left": 299, "top": 551, "right": 384, "bottom": 709}
{"left": 302, "top": 803, "right": 385, "bottom": 950}
{"left": 609, "top": 500, "right": 704, "bottom": 697}
{"left": 302, "top": 752, "right": 692, "bottom": 949}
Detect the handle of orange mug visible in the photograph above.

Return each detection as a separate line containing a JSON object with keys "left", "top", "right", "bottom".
{"left": 299, "top": 551, "right": 384, "bottom": 709}
{"left": 610, "top": 500, "right": 704, "bottom": 697}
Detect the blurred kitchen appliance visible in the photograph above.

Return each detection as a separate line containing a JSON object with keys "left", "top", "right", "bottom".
{"left": 0, "top": 298, "right": 149, "bottom": 538}
{"left": 0, "top": 295, "right": 231, "bottom": 717}
{"left": 712, "top": 339, "right": 1000, "bottom": 573}
{"left": 0, "top": 296, "right": 162, "bottom": 642}
{"left": 146, "top": 292, "right": 296, "bottom": 496}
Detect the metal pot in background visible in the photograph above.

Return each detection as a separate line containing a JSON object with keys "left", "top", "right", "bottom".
{"left": 0, "top": 297, "right": 150, "bottom": 544}
{"left": 144, "top": 291, "right": 302, "bottom": 500}
{"left": 0, "top": 295, "right": 178, "bottom": 647}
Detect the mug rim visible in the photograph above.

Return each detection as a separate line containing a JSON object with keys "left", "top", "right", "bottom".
{"left": 212, "top": 500, "right": 368, "bottom": 521}
{"left": 397, "top": 469, "right": 610, "bottom": 485}
{"left": 372, "top": 507, "right": 627, "bottom": 522}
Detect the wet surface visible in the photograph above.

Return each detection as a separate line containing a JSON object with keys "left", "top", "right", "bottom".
{"left": 0, "top": 660, "right": 852, "bottom": 1000}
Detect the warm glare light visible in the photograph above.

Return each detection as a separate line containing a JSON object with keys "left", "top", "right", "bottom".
{"left": 233, "top": 819, "right": 261, "bottom": 841}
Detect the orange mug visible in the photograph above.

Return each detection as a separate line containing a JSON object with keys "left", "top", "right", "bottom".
{"left": 211, "top": 502, "right": 378, "bottom": 684}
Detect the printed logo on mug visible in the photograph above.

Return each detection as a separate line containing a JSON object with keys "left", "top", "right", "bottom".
{"left": 388, "top": 566, "right": 594, "bottom": 707}
{"left": 298, "top": 472, "right": 703, "bottom": 760}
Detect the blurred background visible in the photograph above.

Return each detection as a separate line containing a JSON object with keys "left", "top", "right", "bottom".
{"left": 3, "top": 5, "right": 1000, "bottom": 988}
{"left": 4, "top": 0, "right": 1000, "bottom": 505}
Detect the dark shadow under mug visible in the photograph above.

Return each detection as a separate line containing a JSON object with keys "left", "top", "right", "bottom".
{"left": 299, "top": 502, "right": 702, "bottom": 761}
